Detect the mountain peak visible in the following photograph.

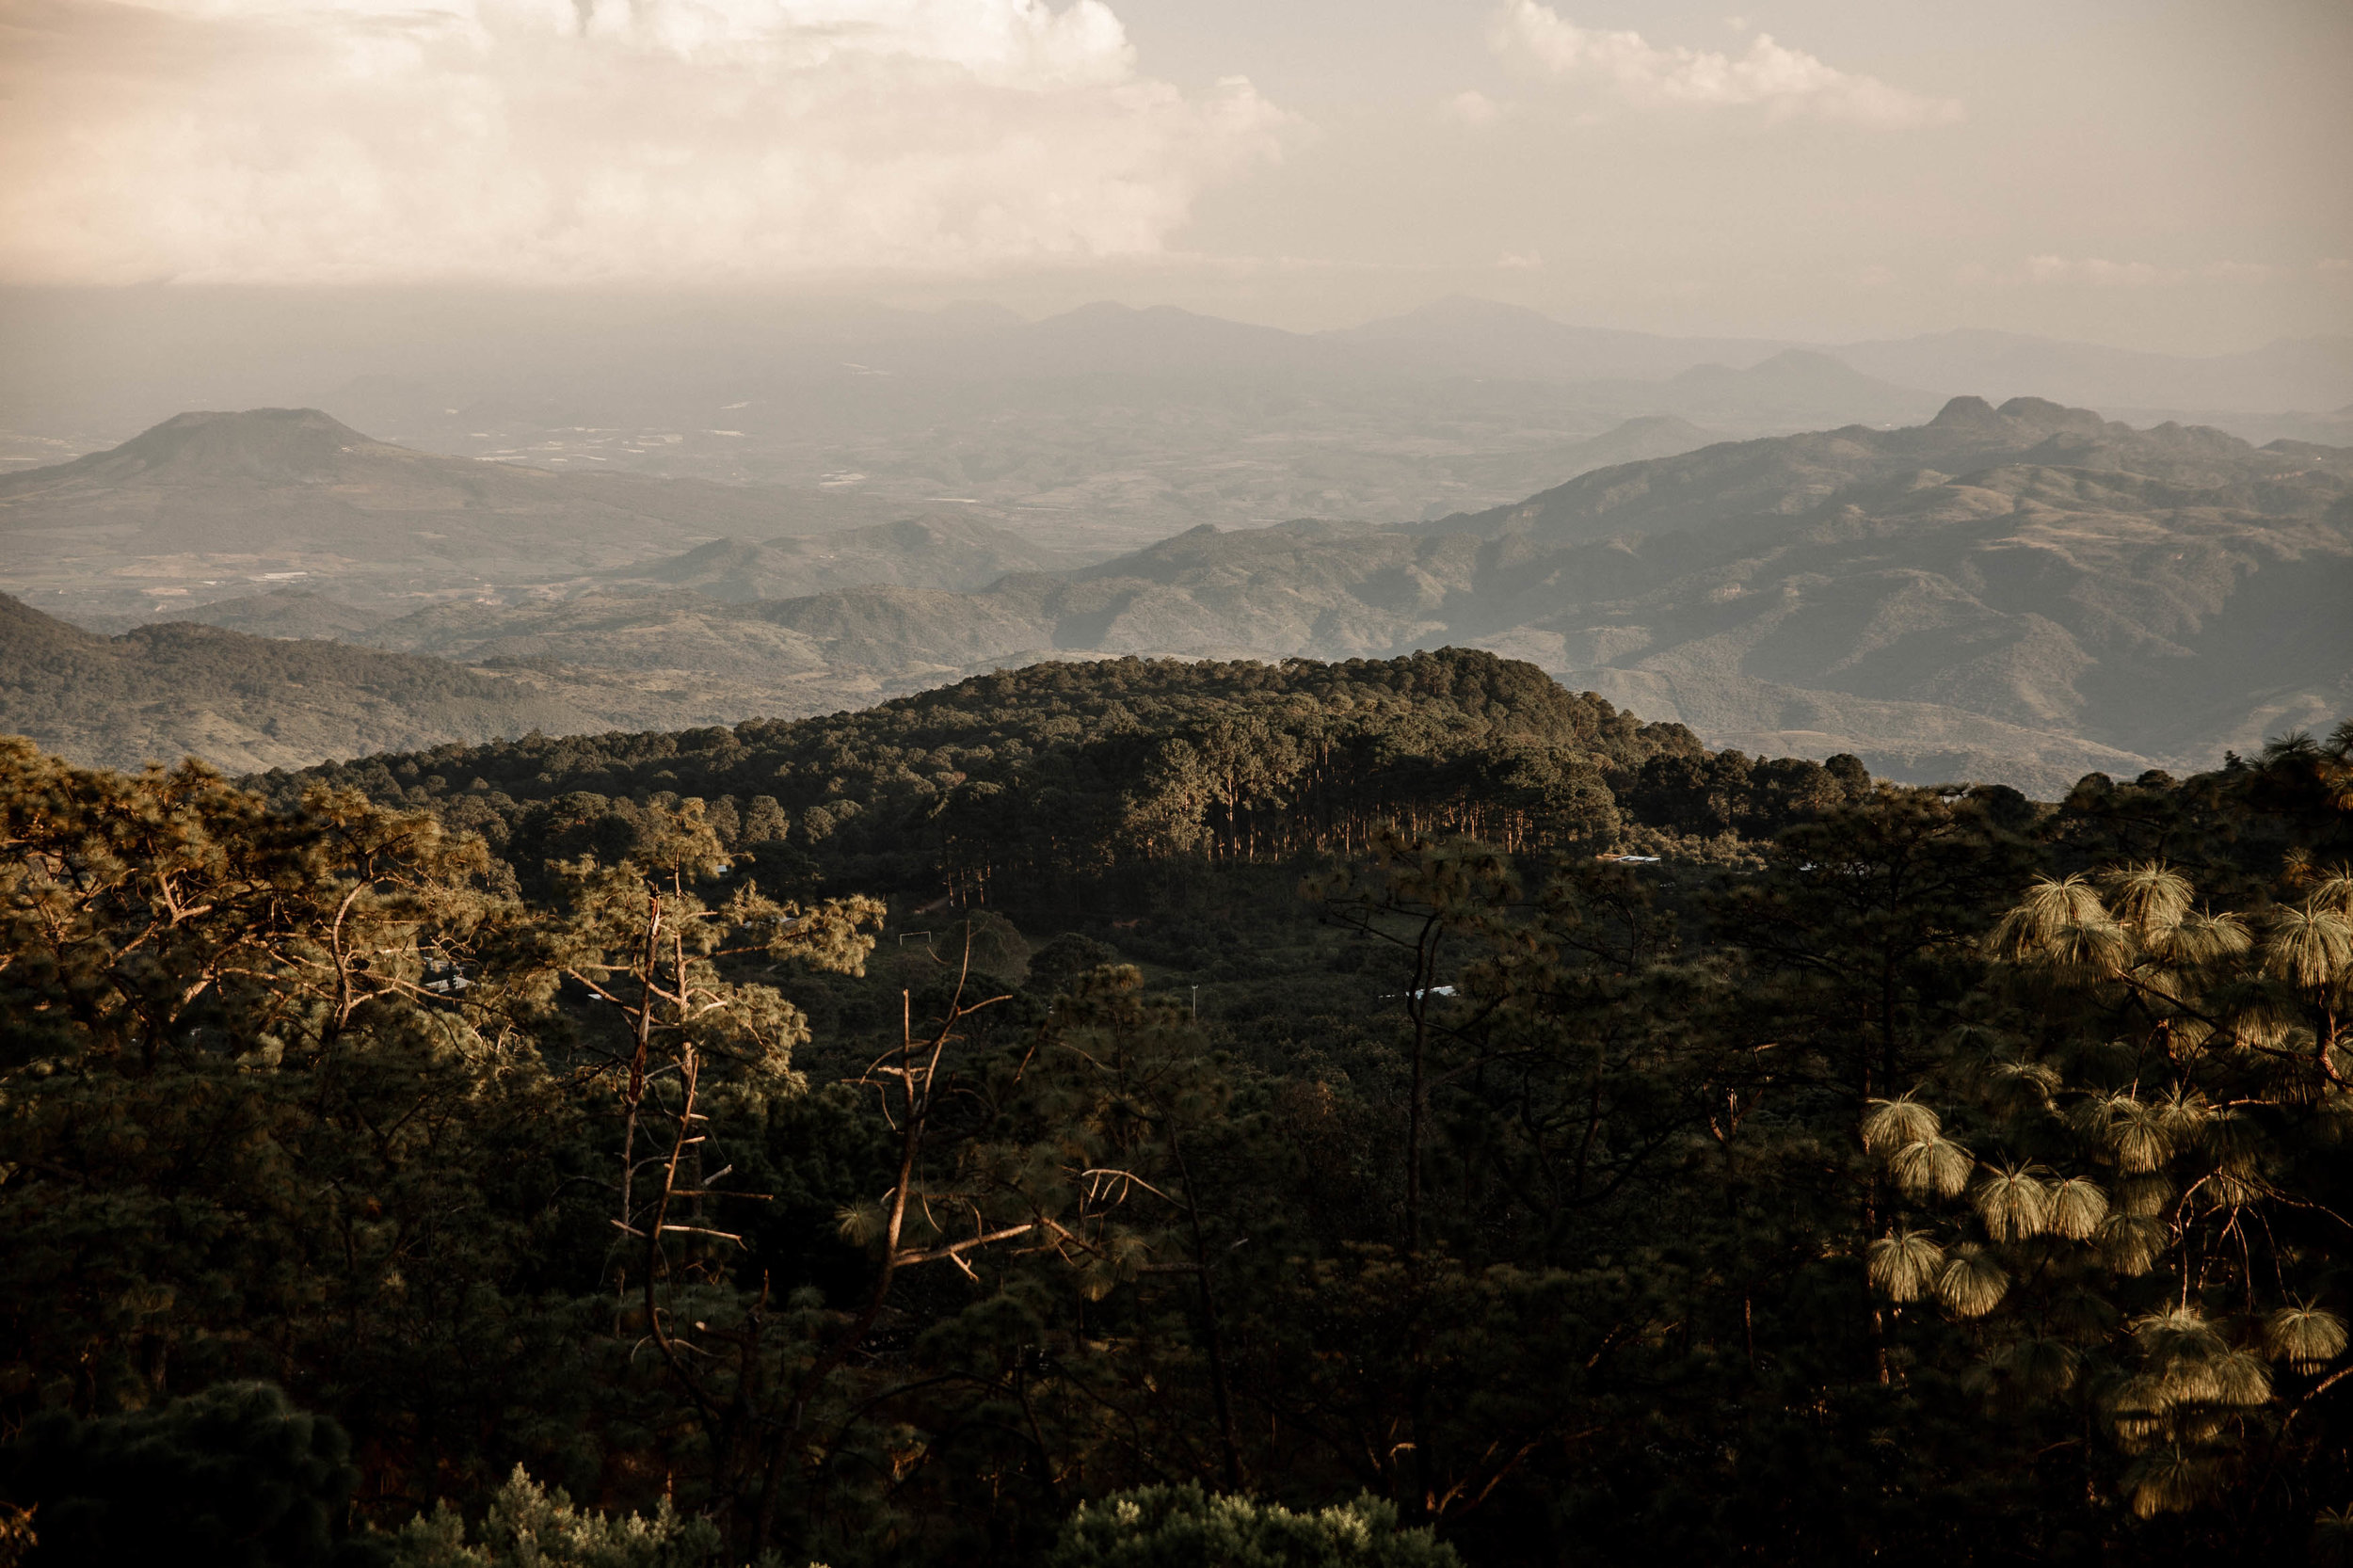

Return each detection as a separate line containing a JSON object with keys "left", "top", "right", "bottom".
{"left": 15, "top": 407, "right": 394, "bottom": 488}
{"left": 1928, "top": 394, "right": 2007, "bottom": 431}
{"left": 1054, "top": 300, "right": 1143, "bottom": 322}
{"left": 134, "top": 407, "right": 371, "bottom": 449}
{"left": 1994, "top": 395, "right": 2108, "bottom": 436}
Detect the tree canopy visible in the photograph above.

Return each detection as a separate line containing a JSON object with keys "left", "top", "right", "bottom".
{"left": 4, "top": 658, "right": 2349, "bottom": 1567}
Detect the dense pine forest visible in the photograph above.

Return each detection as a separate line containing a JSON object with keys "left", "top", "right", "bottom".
{"left": 4, "top": 649, "right": 2351, "bottom": 1566}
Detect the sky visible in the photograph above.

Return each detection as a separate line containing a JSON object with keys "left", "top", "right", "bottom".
{"left": 0, "top": 0, "right": 2348, "bottom": 348}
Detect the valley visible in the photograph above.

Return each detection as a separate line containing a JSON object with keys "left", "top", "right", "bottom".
{"left": 5, "top": 390, "right": 2344, "bottom": 794}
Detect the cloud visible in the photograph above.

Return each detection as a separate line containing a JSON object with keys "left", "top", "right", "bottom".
{"left": 1439, "top": 88, "right": 1509, "bottom": 128}
{"left": 2018, "top": 255, "right": 2286, "bottom": 288}
{"left": 1489, "top": 1, "right": 1960, "bottom": 129}
{"left": 0, "top": 0, "right": 1288, "bottom": 284}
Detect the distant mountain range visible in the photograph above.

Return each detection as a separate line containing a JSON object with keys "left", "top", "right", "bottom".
{"left": 1828, "top": 328, "right": 2353, "bottom": 423}
{"left": 0, "top": 408, "right": 856, "bottom": 565}
{"left": 1330, "top": 297, "right": 2353, "bottom": 417}
{"left": 597, "top": 514, "right": 1080, "bottom": 599}
{"left": 13, "top": 296, "right": 2345, "bottom": 565}
{"left": 4, "top": 396, "right": 2343, "bottom": 793}
{"left": 0, "top": 405, "right": 1741, "bottom": 624}
{"left": 0, "top": 408, "right": 1093, "bottom": 622}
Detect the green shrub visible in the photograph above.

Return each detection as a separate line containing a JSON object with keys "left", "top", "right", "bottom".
{"left": 1, "top": 1383, "right": 365, "bottom": 1568}
{"left": 386, "top": 1467, "right": 723, "bottom": 1568}
{"left": 1049, "top": 1486, "right": 1460, "bottom": 1568}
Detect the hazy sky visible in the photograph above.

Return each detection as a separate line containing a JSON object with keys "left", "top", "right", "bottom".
{"left": 2, "top": 0, "right": 2347, "bottom": 347}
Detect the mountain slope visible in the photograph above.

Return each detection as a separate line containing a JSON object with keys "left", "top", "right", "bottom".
{"left": 72, "top": 588, "right": 393, "bottom": 640}
{"left": 1404, "top": 401, "right": 2351, "bottom": 780}
{"left": 0, "top": 593, "right": 626, "bottom": 772}
{"left": 0, "top": 408, "right": 698, "bottom": 562}
{"left": 1643, "top": 349, "right": 1945, "bottom": 429}
{"left": 0, "top": 408, "right": 926, "bottom": 617}
{"left": 16, "top": 401, "right": 2344, "bottom": 793}
{"left": 599, "top": 513, "right": 1077, "bottom": 599}
{"left": 354, "top": 397, "right": 2343, "bottom": 792}
{"left": 0, "top": 592, "right": 908, "bottom": 773}
{"left": 1409, "top": 401, "right": 2353, "bottom": 781}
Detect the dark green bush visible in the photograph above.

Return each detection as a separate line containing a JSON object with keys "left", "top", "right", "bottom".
{"left": 3, "top": 1383, "right": 367, "bottom": 1568}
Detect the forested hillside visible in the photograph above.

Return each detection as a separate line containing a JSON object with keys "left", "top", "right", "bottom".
{"left": 5, "top": 651, "right": 2351, "bottom": 1566}
{"left": 0, "top": 593, "right": 811, "bottom": 775}
{"left": 264, "top": 650, "right": 1869, "bottom": 905}
{"left": 0, "top": 593, "right": 617, "bottom": 773}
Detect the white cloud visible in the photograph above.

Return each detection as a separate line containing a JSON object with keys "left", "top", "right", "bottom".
{"left": 1995, "top": 255, "right": 2291, "bottom": 288}
{"left": 1440, "top": 88, "right": 1509, "bottom": 128}
{"left": 0, "top": 0, "right": 1288, "bottom": 284}
{"left": 1490, "top": 2, "right": 1960, "bottom": 130}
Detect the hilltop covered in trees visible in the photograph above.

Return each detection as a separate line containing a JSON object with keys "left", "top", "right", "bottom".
{"left": 264, "top": 649, "right": 1880, "bottom": 907}
{"left": 3, "top": 652, "right": 2351, "bottom": 1567}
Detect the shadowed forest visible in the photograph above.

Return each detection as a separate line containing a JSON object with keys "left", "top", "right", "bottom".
{"left": 4, "top": 650, "right": 2351, "bottom": 1566}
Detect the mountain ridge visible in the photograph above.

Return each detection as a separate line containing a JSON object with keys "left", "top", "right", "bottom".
{"left": 0, "top": 408, "right": 1070, "bottom": 619}
{"left": 597, "top": 513, "right": 1080, "bottom": 599}
{"left": 6, "top": 398, "right": 2344, "bottom": 794}
{"left": 332, "top": 393, "right": 2341, "bottom": 793}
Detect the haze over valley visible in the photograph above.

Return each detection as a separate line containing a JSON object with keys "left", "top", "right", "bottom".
{"left": 8, "top": 228, "right": 2346, "bottom": 800}
{"left": 6, "top": 379, "right": 2345, "bottom": 793}
{"left": 8, "top": 295, "right": 2350, "bottom": 552}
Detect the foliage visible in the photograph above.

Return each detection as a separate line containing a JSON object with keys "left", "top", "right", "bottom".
{"left": 385, "top": 1467, "right": 723, "bottom": 1568}
{"left": 1863, "top": 855, "right": 2353, "bottom": 1520}
{"left": 5, "top": 658, "right": 2351, "bottom": 1566}
{"left": 259, "top": 650, "right": 1865, "bottom": 905}
{"left": 0, "top": 1383, "right": 366, "bottom": 1568}
{"left": 1050, "top": 1486, "right": 1459, "bottom": 1568}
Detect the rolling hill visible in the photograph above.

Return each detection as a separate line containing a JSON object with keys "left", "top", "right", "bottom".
{"left": 0, "top": 591, "right": 904, "bottom": 773}
{"left": 7, "top": 398, "right": 2344, "bottom": 792}
{"left": 0, "top": 404, "right": 1730, "bottom": 627}
{"left": 0, "top": 408, "right": 960, "bottom": 619}
{"left": 0, "top": 407, "right": 824, "bottom": 563}
{"left": 318, "top": 395, "right": 2349, "bottom": 793}
{"left": 0, "top": 593, "right": 614, "bottom": 772}
{"left": 598, "top": 513, "right": 1079, "bottom": 599}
